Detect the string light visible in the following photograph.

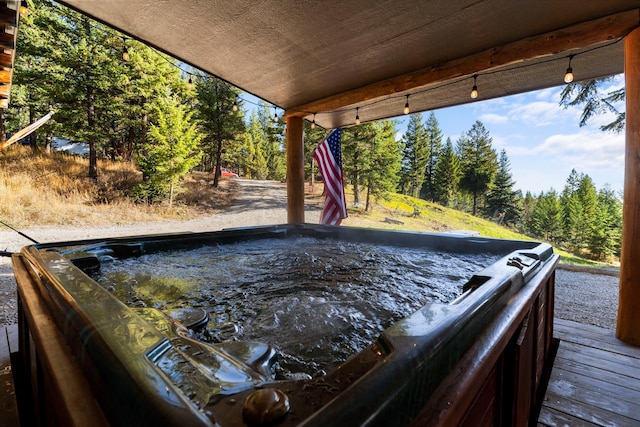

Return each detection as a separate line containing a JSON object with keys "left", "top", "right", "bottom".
{"left": 564, "top": 55, "right": 575, "bottom": 84}
{"left": 100, "top": 3, "right": 621, "bottom": 129}
{"left": 188, "top": 75, "right": 193, "bottom": 89}
{"left": 274, "top": 107, "right": 279, "bottom": 122}
{"left": 232, "top": 97, "right": 238, "bottom": 111}
{"left": 122, "top": 45, "right": 129, "bottom": 61}
{"left": 470, "top": 74, "right": 478, "bottom": 99}
{"left": 19, "top": 1, "right": 27, "bottom": 18}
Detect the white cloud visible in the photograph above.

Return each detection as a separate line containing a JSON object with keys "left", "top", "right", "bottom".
{"left": 507, "top": 101, "right": 579, "bottom": 127}
{"left": 479, "top": 113, "right": 508, "bottom": 125}
{"left": 533, "top": 130, "right": 624, "bottom": 169}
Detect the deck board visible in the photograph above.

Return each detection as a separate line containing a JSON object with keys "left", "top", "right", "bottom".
{"left": 0, "top": 325, "right": 20, "bottom": 427}
{"left": 539, "top": 318, "right": 640, "bottom": 427}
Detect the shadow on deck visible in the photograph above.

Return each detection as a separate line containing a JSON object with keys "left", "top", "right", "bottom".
{"left": 538, "top": 318, "right": 640, "bottom": 426}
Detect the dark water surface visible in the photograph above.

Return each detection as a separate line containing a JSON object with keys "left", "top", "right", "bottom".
{"left": 96, "top": 237, "right": 500, "bottom": 376}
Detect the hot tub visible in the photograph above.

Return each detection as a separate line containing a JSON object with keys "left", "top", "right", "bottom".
{"left": 11, "top": 224, "right": 558, "bottom": 426}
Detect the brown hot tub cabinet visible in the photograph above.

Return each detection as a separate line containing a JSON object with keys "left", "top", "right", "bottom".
{"left": 11, "top": 224, "right": 557, "bottom": 426}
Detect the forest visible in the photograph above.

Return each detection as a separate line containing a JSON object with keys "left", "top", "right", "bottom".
{"left": 2, "top": 0, "right": 622, "bottom": 261}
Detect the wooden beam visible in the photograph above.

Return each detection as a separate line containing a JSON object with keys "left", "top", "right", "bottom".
{"left": 286, "top": 115, "right": 305, "bottom": 223}
{"left": 617, "top": 26, "right": 640, "bottom": 347}
{"left": 286, "top": 9, "right": 639, "bottom": 118}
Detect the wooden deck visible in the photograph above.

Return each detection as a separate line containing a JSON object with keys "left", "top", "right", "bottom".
{"left": 0, "top": 325, "right": 19, "bottom": 427}
{"left": 538, "top": 318, "right": 640, "bottom": 427}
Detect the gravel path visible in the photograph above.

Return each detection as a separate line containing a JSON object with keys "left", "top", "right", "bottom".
{"left": 0, "top": 179, "right": 620, "bottom": 330}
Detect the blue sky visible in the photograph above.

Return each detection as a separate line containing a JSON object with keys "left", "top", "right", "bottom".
{"left": 244, "top": 75, "right": 624, "bottom": 196}
{"left": 395, "top": 75, "right": 625, "bottom": 196}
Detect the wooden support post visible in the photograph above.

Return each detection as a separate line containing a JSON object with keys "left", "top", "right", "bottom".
{"left": 617, "top": 26, "right": 640, "bottom": 346}
{"left": 286, "top": 115, "right": 305, "bottom": 223}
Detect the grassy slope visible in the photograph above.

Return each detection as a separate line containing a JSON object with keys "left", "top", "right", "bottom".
{"left": 335, "top": 190, "right": 615, "bottom": 268}
{"left": 1, "top": 147, "right": 613, "bottom": 267}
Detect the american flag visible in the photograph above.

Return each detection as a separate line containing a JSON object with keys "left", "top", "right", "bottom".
{"left": 313, "top": 128, "right": 347, "bottom": 225}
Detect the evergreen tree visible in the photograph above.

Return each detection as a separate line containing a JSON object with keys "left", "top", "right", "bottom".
{"left": 51, "top": 11, "right": 124, "bottom": 180}
{"left": 136, "top": 91, "right": 203, "bottom": 205}
{"left": 112, "top": 40, "right": 188, "bottom": 162}
{"left": 195, "top": 75, "right": 244, "bottom": 187}
{"left": 457, "top": 121, "right": 498, "bottom": 215}
{"left": 420, "top": 112, "right": 443, "bottom": 201}
{"left": 484, "top": 149, "right": 522, "bottom": 226}
{"left": 342, "top": 124, "right": 374, "bottom": 206}
{"left": 400, "top": 113, "right": 429, "bottom": 198}
{"left": 303, "top": 120, "right": 328, "bottom": 190}
{"left": 432, "top": 137, "right": 460, "bottom": 206}
{"left": 560, "top": 77, "right": 625, "bottom": 133}
{"left": 9, "top": 0, "right": 64, "bottom": 149}
{"left": 588, "top": 185, "right": 622, "bottom": 260}
{"left": 529, "top": 190, "right": 562, "bottom": 242}
{"left": 257, "top": 102, "right": 286, "bottom": 181}
{"left": 241, "top": 112, "right": 268, "bottom": 179}
{"left": 520, "top": 191, "right": 536, "bottom": 234}
{"left": 362, "top": 120, "right": 402, "bottom": 211}
{"left": 575, "top": 174, "right": 599, "bottom": 250}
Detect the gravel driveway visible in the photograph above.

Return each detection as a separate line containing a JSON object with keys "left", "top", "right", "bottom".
{"left": 0, "top": 179, "right": 620, "bottom": 330}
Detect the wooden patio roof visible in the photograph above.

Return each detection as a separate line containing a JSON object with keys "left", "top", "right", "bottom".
{"left": 38, "top": 1, "right": 640, "bottom": 347}
{"left": 55, "top": 0, "right": 640, "bottom": 128}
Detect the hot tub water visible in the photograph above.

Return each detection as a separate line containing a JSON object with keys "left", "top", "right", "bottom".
{"left": 95, "top": 237, "right": 500, "bottom": 376}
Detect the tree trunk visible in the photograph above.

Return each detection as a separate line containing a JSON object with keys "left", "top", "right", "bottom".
{"left": 472, "top": 191, "right": 478, "bottom": 216}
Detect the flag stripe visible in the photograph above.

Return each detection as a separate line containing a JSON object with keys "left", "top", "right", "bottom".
{"left": 313, "top": 129, "right": 347, "bottom": 225}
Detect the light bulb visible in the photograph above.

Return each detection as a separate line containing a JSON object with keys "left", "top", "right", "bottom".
{"left": 19, "top": 2, "right": 27, "bottom": 18}
{"left": 188, "top": 76, "right": 193, "bottom": 90}
{"left": 564, "top": 55, "right": 575, "bottom": 84}
{"left": 311, "top": 113, "right": 316, "bottom": 129}
{"left": 403, "top": 95, "right": 410, "bottom": 114}
{"left": 564, "top": 67, "right": 574, "bottom": 83}
{"left": 470, "top": 74, "right": 478, "bottom": 99}
{"left": 355, "top": 107, "right": 360, "bottom": 125}
{"left": 122, "top": 47, "right": 129, "bottom": 61}
{"left": 232, "top": 99, "right": 238, "bottom": 111}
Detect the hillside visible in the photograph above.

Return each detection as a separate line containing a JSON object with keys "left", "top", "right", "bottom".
{"left": 1, "top": 145, "right": 612, "bottom": 267}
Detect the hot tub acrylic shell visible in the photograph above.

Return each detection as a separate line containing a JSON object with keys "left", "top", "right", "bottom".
{"left": 12, "top": 224, "right": 558, "bottom": 426}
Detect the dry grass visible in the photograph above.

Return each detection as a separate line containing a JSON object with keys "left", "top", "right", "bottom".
{"left": 0, "top": 145, "right": 237, "bottom": 227}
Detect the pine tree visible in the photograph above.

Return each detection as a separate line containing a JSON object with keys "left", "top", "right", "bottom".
{"left": 256, "top": 102, "right": 286, "bottom": 181}
{"left": 400, "top": 113, "right": 429, "bottom": 198}
{"left": 484, "top": 150, "right": 522, "bottom": 226}
{"left": 112, "top": 40, "right": 188, "bottom": 162}
{"left": 362, "top": 120, "right": 401, "bottom": 211}
{"left": 342, "top": 124, "right": 372, "bottom": 207}
{"left": 559, "top": 77, "right": 625, "bottom": 133}
{"left": 433, "top": 137, "right": 460, "bottom": 206}
{"left": 303, "top": 120, "right": 328, "bottom": 190}
{"left": 242, "top": 112, "right": 268, "bottom": 179}
{"left": 9, "top": 0, "right": 65, "bottom": 149}
{"left": 587, "top": 185, "right": 622, "bottom": 260}
{"left": 49, "top": 10, "right": 124, "bottom": 179}
{"left": 136, "top": 91, "right": 203, "bottom": 206}
{"left": 195, "top": 75, "right": 244, "bottom": 187}
{"left": 457, "top": 121, "right": 498, "bottom": 215}
{"left": 530, "top": 190, "right": 562, "bottom": 242}
{"left": 420, "top": 112, "right": 443, "bottom": 201}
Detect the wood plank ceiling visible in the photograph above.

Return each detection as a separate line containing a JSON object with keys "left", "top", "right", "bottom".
{"left": 55, "top": 0, "right": 640, "bottom": 129}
